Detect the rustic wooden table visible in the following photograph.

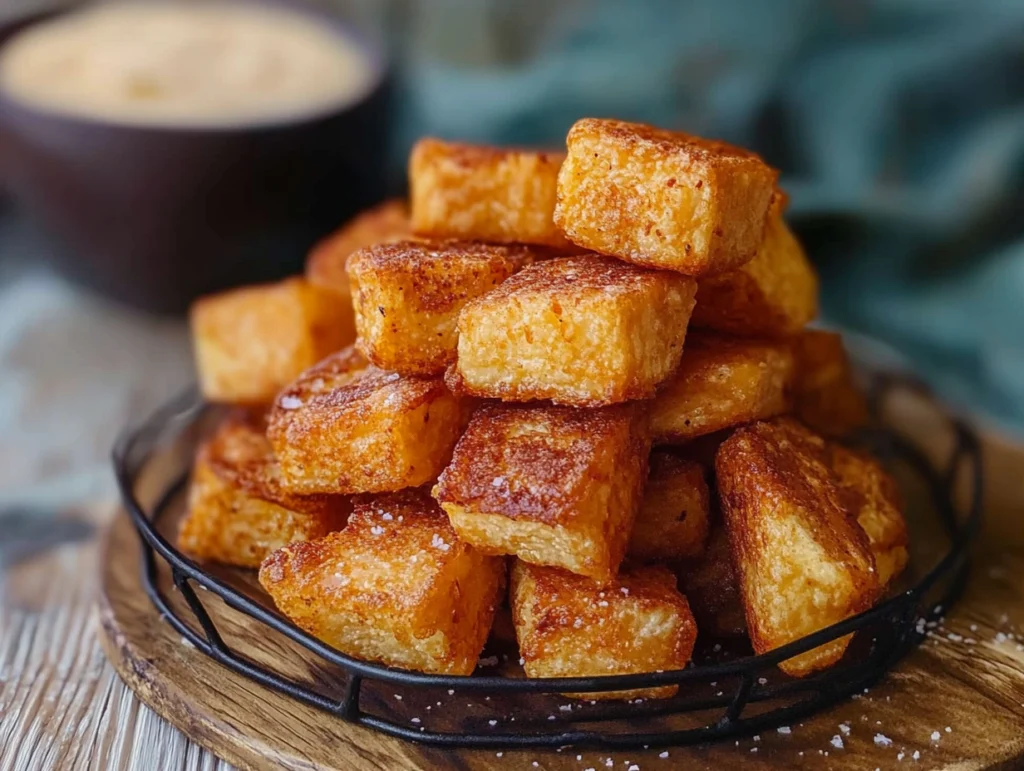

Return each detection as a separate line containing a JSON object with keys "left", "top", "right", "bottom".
{"left": 0, "top": 261, "right": 231, "bottom": 771}
{"left": 3, "top": 262, "right": 1024, "bottom": 770}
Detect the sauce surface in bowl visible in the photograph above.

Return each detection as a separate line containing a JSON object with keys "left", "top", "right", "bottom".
{"left": 0, "top": 2, "right": 377, "bottom": 127}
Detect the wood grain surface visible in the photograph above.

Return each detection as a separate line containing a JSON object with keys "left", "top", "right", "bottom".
{"left": 93, "top": 396, "right": 1024, "bottom": 771}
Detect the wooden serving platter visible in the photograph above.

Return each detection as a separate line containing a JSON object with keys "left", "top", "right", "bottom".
{"left": 97, "top": 393, "right": 1024, "bottom": 770}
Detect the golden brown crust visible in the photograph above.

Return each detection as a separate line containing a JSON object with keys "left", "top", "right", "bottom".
{"left": 678, "top": 526, "right": 748, "bottom": 638}
{"left": 510, "top": 561, "right": 697, "bottom": 699}
{"left": 829, "top": 444, "right": 908, "bottom": 586}
{"left": 691, "top": 214, "right": 818, "bottom": 337}
{"left": 190, "top": 277, "right": 356, "bottom": 406}
{"left": 554, "top": 118, "right": 778, "bottom": 276}
{"left": 791, "top": 329, "right": 869, "bottom": 437}
{"left": 409, "top": 138, "right": 570, "bottom": 247}
{"left": 259, "top": 488, "right": 505, "bottom": 675}
{"left": 178, "top": 412, "right": 350, "bottom": 568}
{"left": 305, "top": 199, "right": 410, "bottom": 298}
{"left": 628, "top": 452, "right": 710, "bottom": 563}
{"left": 451, "top": 254, "right": 697, "bottom": 406}
{"left": 347, "top": 239, "right": 541, "bottom": 375}
{"left": 434, "top": 402, "right": 650, "bottom": 583}
{"left": 651, "top": 334, "right": 795, "bottom": 443}
{"left": 267, "top": 346, "right": 464, "bottom": 495}
{"left": 715, "top": 418, "right": 882, "bottom": 676}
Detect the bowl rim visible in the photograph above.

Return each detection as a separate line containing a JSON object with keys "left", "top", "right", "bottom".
{"left": 0, "top": 0, "right": 390, "bottom": 135}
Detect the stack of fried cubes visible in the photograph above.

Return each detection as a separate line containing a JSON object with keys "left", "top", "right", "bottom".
{"left": 182, "top": 118, "right": 908, "bottom": 692}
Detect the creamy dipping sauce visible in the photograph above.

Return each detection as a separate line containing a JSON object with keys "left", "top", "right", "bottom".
{"left": 0, "top": 2, "right": 376, "bottom": 127}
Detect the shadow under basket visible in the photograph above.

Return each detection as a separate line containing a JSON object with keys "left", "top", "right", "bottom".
{"left": 111, "top": 371, "right": 982, "bottom": 751}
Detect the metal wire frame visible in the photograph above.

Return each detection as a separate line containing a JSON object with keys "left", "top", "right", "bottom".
{"left": 111, "top": 373, "right": 983, "bottom": 751}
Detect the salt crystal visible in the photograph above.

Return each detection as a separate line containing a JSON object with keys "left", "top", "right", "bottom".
{"left": 394, "top": 694, "right": 402, "bottom": 700}
{"left": 431, "top": 533, "right": 451, "bottom": 551}
{"left": 279, "top": 395, "right": 303, "bottom": 410}
{"left": 758, "top": 677, "right": 767, "bottom": 685}
{"left": 913, "top": 751, "right": 920, "bottom": 760}
{"left": 777, "top": 726, "right": 791, "bottom": 735}
{"left": 491, "top": 476, "right": 505, "bottom": 488}
{"left": 381, "top": 513, "right": 393, "bottom": 521}
{"left": 874, "top": 734, "right": 892, "bottom": 747}
{"left": 659, "top": 751, "right": 669, "bottom": 758}
{"left": 945, "top": 726, "right": 952, "bottom": 733}
{"left": 839, "top": 723, "right": 851, "bottom": 735}
{"left": 180, "top": 636, "right": 195, "bottom": 649}
{"left": 410, "top": 718, "right": 420, "bottom": 724}
{"left": 488, "top": 720, "right": 497, "bottom": 726}
{"left": 931, "top": 731, "right": 941, "bottom": 741}
{"left": 997, "top": 632, "right": 1008, "bottom": 643}
{"left": 898, "top": 752, "right": 905, "bottom": 760}
{"left": 831, "top": 735, "right": 844, "bottom": 749}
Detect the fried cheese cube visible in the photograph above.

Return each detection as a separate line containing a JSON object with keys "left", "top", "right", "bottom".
{"left": 830, "top": 445, "right": 908, "bottom": 587}
{"left": 348, "top": 239, "right": 539, "bottom": 375}
{"left": 554, "top": 118, "right": 777, "bottom": 276}
{"left": 178, "top": 411, "right": 350, "bottom": 567}
{"left": 690, "top": 213, "right": 818, "bottom": 337}
{"left": 510, "top": 561, "right": 697, "bottom": 699}
{"left": 791, "top": 329, "right": 869, "bottom": 437}
{"left": 449, "top": 254, "right": 697, "bottom": 406}
{"left": 678, "top": 527, "right": 748, "bottom": 638}
{"left": 628, "top": 452, "right": 710, "bottom": 563}
{"left": 259, "top": 488, "right": 505, "bottom": 675}
{"left": 191, "top": 277, "right": 355, "bottom": 405}
{"left": 267, "top": 347, "right": 463, "bottom": 495}
{"left": 409, "top": 138, "right": 570, "bottom": 247}
{"left": 651, "top": 334, "right": 795, "bottom": 443}
{"left": 716, "top": 419, "right": 881, "bottom": 676}
{"left": 433, "top": 402, "right": 650, "bottom": 583}
{"left": 305, "top": 198, "right": 410, "bottom": 300}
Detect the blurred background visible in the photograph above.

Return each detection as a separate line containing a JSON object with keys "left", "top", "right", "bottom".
{"left": 0, "top": 0, "right": 1022, "bottom": 527}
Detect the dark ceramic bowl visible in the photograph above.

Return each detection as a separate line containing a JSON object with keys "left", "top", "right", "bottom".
{"left": 0, "top": 5, "right": 391, "bottom": 314}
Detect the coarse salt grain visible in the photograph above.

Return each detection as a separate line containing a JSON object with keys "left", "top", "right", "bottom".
{"left": 839, "top": 723, "right": 851, "bottom": 735}
{"left": 410, "top": 718, "right": 420, "bottom": 724}
{"left": 931, "top": 731, "right": 941, "bottom": 741}
{"left": 913, "top": 751, "right": 920, "bottom": 760}
{"left": 874, "top": 733, "right": 892, "bottom": 747}
{"left": 777, "top": 726, "right": 791, "bottom": 735}
{"left": 945, "top": 726, "right": 952, "bottom": 733}
{"left": 831, "top": 735, "right": 844, "bottom": 749}
{"left": 488, "top": 720, "right": 497, "bottom": 726}
{"left": 659, "top": 751, "right": 669, "bottom": 758}
{"left": 279, "top": 395, "right": 303, "bottom": 409}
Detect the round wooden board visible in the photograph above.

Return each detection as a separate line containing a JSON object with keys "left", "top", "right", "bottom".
{"left": 97, "top": 410, "right": 1024, "bottom": 771}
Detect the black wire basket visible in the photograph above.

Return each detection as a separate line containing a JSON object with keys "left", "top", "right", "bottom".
{"left": 112, "top": 371, "right": 982, "bottom": 751}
